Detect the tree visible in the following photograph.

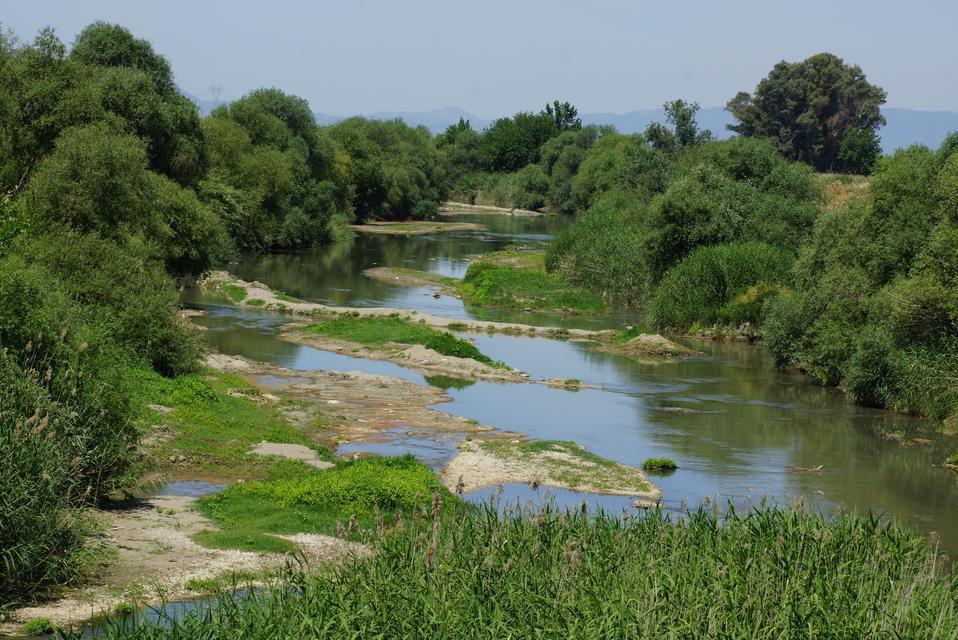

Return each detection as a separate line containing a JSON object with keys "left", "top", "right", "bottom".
{"left": 727, "top": 53, "right": 886, "bottom": 171}
{"left": 479, "top": 112, "right": 557, "bottom": 172}
{"left": 70, "top": 22, "right": 176, "bottom": 96}
{"left": 837, "top": 128, "right": 882, "bottom": 175}
{"left": 543, "top": 101, "right": 581, "bottom": 133}
{"left": 645, "top": 100, "right": 712, "bottom": 152}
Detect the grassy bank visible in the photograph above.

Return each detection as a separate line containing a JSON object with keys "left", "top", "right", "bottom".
{"left": 88, "top": 504, "right": 957, "bottom": 639}
{"left": 303, "top": 314, "right": 505, "bottom": 368}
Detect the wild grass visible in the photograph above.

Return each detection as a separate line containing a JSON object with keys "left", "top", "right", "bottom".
{"left": 90, "top": 504, "right": 957, "bottom": 639}
{"left": 461, "top": 252, "right": 606, "bottom": 314}
{"left": 223, "top": 284, "right": 247, "bottom": 303}
{"left": 132, "top": 368, "right": 332, "bottom": 477}
{"left": 304, "top": 314, "right": 504, "bottom": 367}
{"left": 650, "top": 242, "right": 793, "bottom": 330}
{"left": 642, "top": 457, "right": 678, "bottom": 471}
{"left": 195, "top": 455, "right": 457, "bottom": 552}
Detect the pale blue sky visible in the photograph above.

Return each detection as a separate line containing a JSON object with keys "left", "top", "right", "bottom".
{"left": 6, "top": 0, "right": 955, "bottom": 116}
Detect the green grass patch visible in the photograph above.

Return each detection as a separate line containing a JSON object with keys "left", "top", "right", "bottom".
{"left": 92, "top": 505, "right": 958, "bottom": 639}
{"left": 275, "top": 293, "right": 302, "bottom": 303}
{"left": 223, "top": 283, "right": 247, "bottom": 303}
{"left": 304, "top": 314, "right": 505, "bottom": 368}
{"left": 196, "top": 455, "right": 457, "bottom": 552}
{"left": 460, "top": 252, "right": 606, "bottom": 314}
{"left": 131, "top": 368, "right": 332, "bottom": 477}
{"left": 246, "top": 298, "right": 266, "bottom": 307}
{"left": 23, "top": 617, "right": 57, "bottom": 634}
{"left": 642, "top": 457, "right": 677, "bottom": 471}
{"left": 946, "top": 453, "right": 958, "bottom": 466}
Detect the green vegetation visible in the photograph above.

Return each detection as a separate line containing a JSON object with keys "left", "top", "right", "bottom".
{"left": 460, "top": 250, "right": 606, "bottom": 313}
{"left": 196, "top": 455, "right": 455, "bottom": 552}
{"left": 304, "top": 314, "right": 504, "bottom": 367}
{"left": 91, "top": 505, "right": 957, "bottom": 639}
{"left": 946, "top": 454, "right": 958, "bottom": 466}
{"left": 132, "top": 368, "right": 331, "bottom": 476}
{"left": 22, "top": 617, "right": 57, "bottom": 635}
{"left": 222, "top": 283, "right": 247, "bottom": 303}
{"left": 642, "top": 457, "right": 678, "bottom": 471}
{"left": 728, "top": 53, "right": 886, "bottom": 173}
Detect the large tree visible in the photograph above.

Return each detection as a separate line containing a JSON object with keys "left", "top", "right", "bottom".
{"left": 726, "top": 53, "right": 886, "bottom": 171}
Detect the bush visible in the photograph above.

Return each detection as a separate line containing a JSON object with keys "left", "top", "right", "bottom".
{"left": 0, "top": 255, "right": 139, "bottom": 604}
{"left": 18, "top": 231, "right": 203, "bottom": 376}
{"left": 642, "top": 457, "right": 677, "bottom": 470}
{"left": 650, "top": 242, "right": 793, "bottom": 329}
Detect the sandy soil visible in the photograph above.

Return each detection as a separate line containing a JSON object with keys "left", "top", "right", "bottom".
{"left": 250, "top": 441, "right": 334, "bottom": 469}
{"left": 439, "top": 202, "right": 544, "bottom": 217}
{"left": 206, "top": 353, "right": 487, "bottom": 443}
{"left": 2, "top": 495, "right": 365, "bottom": 634}
{"left": 441, "top": 440, "right": 661, "bottom": 505}
{"left": 279, "top": 329, "right": 526, "bottom": 383}
{"left": 350, "top": 221, "right": 486, "bottom": 235}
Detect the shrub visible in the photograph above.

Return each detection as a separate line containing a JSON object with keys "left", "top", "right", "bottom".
{"left": 0, "top": 255, "right": 138, "bottom": 604}
{"left": 18, "top": 231, "right": 203, "bottom": 376}
{"left": 642, "top": 457, "right": 677, "bottom": 471}
{"left": 650, "top": 242, "right": 793, "bottom": 329}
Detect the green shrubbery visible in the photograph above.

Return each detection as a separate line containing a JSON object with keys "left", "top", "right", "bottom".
{"left": 0, "top": 255, "right": 141, "bottom": 603}
{"left": 650, "top": 242, "right": 792, "bottom": 329}
{"left": 764, "top": 137, "right": 958, "bottom": 421}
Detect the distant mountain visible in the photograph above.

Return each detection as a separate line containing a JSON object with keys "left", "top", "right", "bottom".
{"left": 182, "top": 90, "right": 958, "bottom": 154}
{"left": 179, "top": 89, "right": 227, "bottom": 115}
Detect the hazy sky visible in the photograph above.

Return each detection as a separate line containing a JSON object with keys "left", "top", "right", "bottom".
{"left": 5, "top": 1, "right": 955, "bottom": 116}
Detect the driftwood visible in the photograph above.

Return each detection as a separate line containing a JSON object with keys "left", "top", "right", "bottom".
{"left": 786, "top": 464, "right": 824, "bottom": 473}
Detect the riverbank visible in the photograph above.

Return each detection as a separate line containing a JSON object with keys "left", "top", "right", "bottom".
{"left": 350, "top": 220, "right": 486, "bottom": 235}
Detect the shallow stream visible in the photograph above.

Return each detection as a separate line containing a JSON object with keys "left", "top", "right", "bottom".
{"left": 183, "top": 213, "right": 958, "bottom": 549}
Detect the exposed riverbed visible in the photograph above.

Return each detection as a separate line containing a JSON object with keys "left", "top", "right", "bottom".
{"left": 184, "top": 212, "right": 958, "bottom": 551}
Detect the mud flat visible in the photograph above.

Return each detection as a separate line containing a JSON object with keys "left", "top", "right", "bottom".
{"left": 442, "top": 440, "right": 661, "bottom": 505}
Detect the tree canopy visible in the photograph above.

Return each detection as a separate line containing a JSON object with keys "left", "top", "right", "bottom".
{"left": 726, "top": 53, "right": 886, "bottom": 172}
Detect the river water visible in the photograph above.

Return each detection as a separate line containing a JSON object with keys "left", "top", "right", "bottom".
{"left": 183, "top": 213, "right": 958, "bottom": 551}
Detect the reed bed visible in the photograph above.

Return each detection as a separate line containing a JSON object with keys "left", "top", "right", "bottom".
{"left": 91, "top": 501, "right": 957, "bottom": 639}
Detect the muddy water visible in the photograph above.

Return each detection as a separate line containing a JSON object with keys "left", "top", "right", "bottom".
{"left": 184, "top": 213, "right": 958, "bottom": 550}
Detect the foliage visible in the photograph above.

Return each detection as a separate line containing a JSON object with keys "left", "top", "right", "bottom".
{"left": 650, "top": 242, "right": 793, "bottom": 329}
{"left": 18, "top": 231, "right": 203, "bottom": 376}
{"left": 329, "top": 117, "right": 446, "bottom": 222}
{"left": 644, "top": 99, "right": 713, "bottom": 152}
{"left": 764, "top": 139, "right": 958, "bottom": 421}
{"left": 196, "top": 455, "right": 454, "bottom": 552}
{"left": 641, "top": 457, "right": 677, "bottom": 470}
{"left": 837, "top": 127, "right": 882, "bottom": 175}
{"left": 461, "top": 259, "right": 606, "bottom": 314}
{"left": 0, "top": 255, "right": 140, "bottom": 604}
{"left": 478, "top": 111, "right": 557, "bottom": 172}
{"left": 91, "top": 505, "right": 958, "bottom": 639}
{"left": 727, "top": 52, "right": 886, "bottom": 171}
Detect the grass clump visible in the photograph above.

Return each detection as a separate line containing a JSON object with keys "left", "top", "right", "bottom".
{"left": 223, "top": 283, "right": 247, "bottom": 303}
{"left": 461, "top": 250, "right": 606, "bottom": 314}
{"left": 22, "top": 617, "right": 57, "bottom": 635}
{"left": 92, "top": 505, "right": 958, "bottom": 639}
{"left": 196, "top": 455, "right": 455, "bottom": 552}
{"left": 946, "top": 453, "right": 958, "bottom": 466}
{"left": 642, "top": 457, "right": 678, "bottom": 471}
{"left": 305, "top": 315, "right": 504, "bottom": 367}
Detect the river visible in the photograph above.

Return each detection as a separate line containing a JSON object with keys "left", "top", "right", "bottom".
{"left": 183, "top": 213, "right": 958, "bottom": 551}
